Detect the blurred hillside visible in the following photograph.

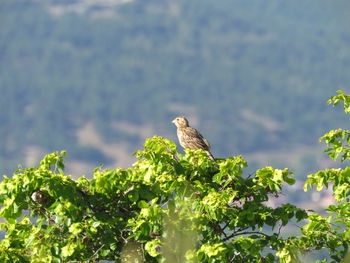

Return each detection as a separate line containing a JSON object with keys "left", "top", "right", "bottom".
{"left": 0, "top": 0, "right": 349, "bottom": 182}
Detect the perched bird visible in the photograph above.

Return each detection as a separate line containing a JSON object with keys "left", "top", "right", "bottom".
{"left": 172, "top": 116, "right": 215, "bottom": 160}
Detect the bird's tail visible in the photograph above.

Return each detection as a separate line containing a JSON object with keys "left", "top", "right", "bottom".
{"left": 206, "top": 151, "right": 215, "bottom": 161}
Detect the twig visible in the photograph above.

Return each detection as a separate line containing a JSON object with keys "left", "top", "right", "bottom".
{"left": 222, "top": 222, "right": 230, "bottom": 232}
{"left": 222, "top": 230, "right": 268, "bottom": 242}
{"left": 277, "top": 223, "right": 283, "bottom": 237}
{"left": 88, "top": 244, "right": 105, "bottom": 262}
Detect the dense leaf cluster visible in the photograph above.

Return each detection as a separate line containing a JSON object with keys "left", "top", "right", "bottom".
{"left": 300, "top": 91, "right": 350, "bottom": 262}
{"left": 1, "top": 75, "right": 350, "bottom": 263}
{"left": 0, "top": 138, "right": 307, "bottom": 262}
{"left": 0, "top": 117, "right": 349, "bottom": 262}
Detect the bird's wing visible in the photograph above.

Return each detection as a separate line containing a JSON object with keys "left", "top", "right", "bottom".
{"left": 203, "top": 138, "right": 211, "bottom": 149}
{"left": 185, "top": 127, "right": 211, "bottom": 150}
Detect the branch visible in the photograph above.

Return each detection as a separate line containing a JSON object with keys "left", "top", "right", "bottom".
{"left": 277, "top": 223, "right": 283, "bottom": 237}
{"left": 222, "top": 222, "right": 230, "bottom": 232}
{"left": 221, "top": 227, "right": 248, "bottom": 242}
{"left": 88, "top": 244, "right": 105, "bottom": 262}
{"left": 235, "top": 231, "right": 269, "bottom": 237}
{"left": 222, "top": 230, "right": 269, "bottom": 242}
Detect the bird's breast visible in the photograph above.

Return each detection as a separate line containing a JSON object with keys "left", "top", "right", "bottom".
{"left": 176, "top": 129, "right": 187, "bottom": 148}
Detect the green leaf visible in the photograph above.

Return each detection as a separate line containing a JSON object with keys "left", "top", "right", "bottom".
{"left": 62, "top": 243, "right": 77, "bottom": 257}
{"left": 128, "top": 190, "right": 139, "bottom": 203}
{"left": 51, "top": 246, "right": 60, "bottom": 256}
{"left": 69, "top": 223, "right": 83, "bottom": 235}
{"left": 100, "top": 249, "right": 110, "bottom": 257}
{"left": 92, "top": 221, "right": 101, "bottom": 228}
{"left": 145, "top": 239, "right": 161, "bottom": 257}
{"left": 138, "top": 200, "right": 149, "bottom": 209}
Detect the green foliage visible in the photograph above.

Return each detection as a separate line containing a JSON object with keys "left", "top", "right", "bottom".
{"left": 327, "top": 90, "right": 350, "bottom": 114}
{"left": 320, "top": 129, "right": 350, "bottom": 162}
{"left": 302, "top": 91, "right": 350, "bottom": 263}
{"left": 1, "top": 92, "right": 350, "bottom": 262}
{"left": 319, "top": 91, "right": 350, "bottom": 163}
{"left": 0, "top": 137, "right": 307, "bottom": 262}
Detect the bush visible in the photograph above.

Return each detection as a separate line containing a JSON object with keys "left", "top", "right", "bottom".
{"left": 0, "top": 91, "right": 349, "bottom": 262}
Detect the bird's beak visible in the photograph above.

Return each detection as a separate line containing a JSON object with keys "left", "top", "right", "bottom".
{"left": 172, "top": 119, "right": 176, "bottom": 124}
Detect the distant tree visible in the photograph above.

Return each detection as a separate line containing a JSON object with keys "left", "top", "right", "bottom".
{"left": 0, "top": 92, "right": 349, "bottom": 262}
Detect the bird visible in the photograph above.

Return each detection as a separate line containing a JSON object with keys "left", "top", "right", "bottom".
{"left": 172, "top": 116, "right": 215, "bottom": 160}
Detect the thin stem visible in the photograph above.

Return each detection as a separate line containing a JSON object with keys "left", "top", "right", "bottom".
{"left": 222, "top": 230, "right": 268, "bottom": 242}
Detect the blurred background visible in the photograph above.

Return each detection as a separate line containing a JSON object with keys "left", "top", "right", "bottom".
{"left": 1, "top": 0, "right": 350, "bottom": 210}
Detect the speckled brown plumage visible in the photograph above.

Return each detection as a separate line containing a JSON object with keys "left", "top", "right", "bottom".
{"left": 172, "top": 116, "right": 215, "bottom": 160}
